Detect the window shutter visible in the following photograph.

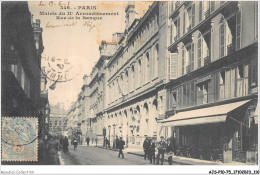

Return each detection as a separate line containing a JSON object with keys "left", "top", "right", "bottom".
{"left": 170, "top": 53, "right": 178, "bottom": 80}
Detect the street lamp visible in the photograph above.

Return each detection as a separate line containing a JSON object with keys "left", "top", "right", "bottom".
{"left": 103, "top": 127, "right": 106, "bottom": 147}
{"left": 108, "top": 125, "right": 111, "bottom": 148}
{"left": 113, "top": 124, "right": 116, "bottom": 149}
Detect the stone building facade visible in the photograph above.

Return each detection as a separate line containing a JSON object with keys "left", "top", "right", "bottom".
{"left": 162, "top": 1, "right": 258, "bottom": 164}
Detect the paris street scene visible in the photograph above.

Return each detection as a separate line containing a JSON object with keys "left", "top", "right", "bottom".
{"left": 1, "top": 1, "right": 258, "bottom": 166}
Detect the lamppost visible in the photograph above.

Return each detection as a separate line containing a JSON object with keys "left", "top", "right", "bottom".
{"left": 103, "top": 127, "right": 106, "bottom": 147}
{"left": 113, "top": 124, "right": 116, "bottom": 149}
{"left": 108, "top": 125, "right": 111, "bottom": 148}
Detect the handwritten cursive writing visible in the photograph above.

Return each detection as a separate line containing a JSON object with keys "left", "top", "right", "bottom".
{"left": 46, "top": 21, "right": 77, "bottom": 29}
{"left": 82, "top": 21, "right": 96, "bottom": 32}
{"left": 39, "top": 1, "right": 70, "bottom": 7}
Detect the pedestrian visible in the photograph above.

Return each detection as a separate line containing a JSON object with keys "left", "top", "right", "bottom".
{"left": 156, "top": 136, "right": 167, "bottom": 165}
{"left": 105, "top": 137, "right": 108, "bottom": 149}
{"left": 86, "top": 137, "right": 90, "bottom": 146}
{"left": 148, "top": 138, "right": 156, "bottom": 164}
{"left": 73, "top": 136, "right": 78, "bottom": 150}
{"left": 166, "top": 137, "right": 174, "bottom": 165}
{"left": 45, "top": 132, "right": 62, "bottom": 165}
{"left": 63, "top": 136, "right": 69, "bottom": 153}
{"left": 143, "top": 135, "right": 150, "bottom": 160}
{"left": 118, "top": 137, "right": 125, "bottom": 159}
{"left": 115, "top": 135, "right": 119, "bottom": 149}
{"left": 92, "top": 138, "right": 94, "bottom": 144}
{"left": 95, "top": 137, "right": 98, "bottom": 146}
{"left": 38, "top": 132, "right": 46, "bottom": 165}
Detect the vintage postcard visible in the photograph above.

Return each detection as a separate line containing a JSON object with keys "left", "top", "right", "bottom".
{"left": 1, "top": 0, "right": 259, "bottom": 174}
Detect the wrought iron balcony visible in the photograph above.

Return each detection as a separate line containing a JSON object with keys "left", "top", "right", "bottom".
{"left": 205, "top": 10, "right": 210, "bottom": 18}
{"left": 187, "top": 25, "right": 191, "bottom": 32}
{"left": 227, "top": 43, "right": 235, "bottom": 55}
{"left": 186, "top": 65, "right": 191, "bottom": 73}
{"left": 204, "top": 56, "right": 211, "bottom": 66}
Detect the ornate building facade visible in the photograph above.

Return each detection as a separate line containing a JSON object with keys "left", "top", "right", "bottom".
{"left": 162, "top": 1, "right": 258, "bottom": 164}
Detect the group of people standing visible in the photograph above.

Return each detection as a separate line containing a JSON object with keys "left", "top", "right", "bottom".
{"left": 143, "top": 135, "right": 176, "bottom": 165}
{"left": 38, "top": 132, "right": 69, "bottom": 165}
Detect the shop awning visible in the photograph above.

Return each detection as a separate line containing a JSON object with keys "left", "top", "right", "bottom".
{"left": 254, "top": 104, "right": 258, "bottom": 124}
{"left": 161, "top": 100, "right": 250, "bottom": 127}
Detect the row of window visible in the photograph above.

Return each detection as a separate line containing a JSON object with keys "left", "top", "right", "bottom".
{"left": 169, "top": 1, "right": 226, "bottom": 45}
{"left": 167, "top": 62, "right": 254, "bottom": 111}
{"left": 168, "top": 11, "right": 241, "bottom": 80}
{"left": 108, "top": 44, "right": 159, "bottom": 105}
{"left": 11, "top": 64, "right": 31, "bottom": 98}
{"left": 108, "top": 14, "right": 159, "bottom": 80}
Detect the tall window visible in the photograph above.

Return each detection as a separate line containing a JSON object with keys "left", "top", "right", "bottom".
{"left": 175, "top": 17, "right": 180, "bottom": 39}
{"left": 153, "top": 44, "right": 159, "bottom": 78}
{"left": 181, "top": 46, "right": 185, "bottom": 75}
{"left": 197, "top": 82, "right": 208, "bottom": 104}
{"left": 236, "top": 10, "right": 241, "bottom": 50}
{"left": 192, "top": 4, "right": 195, "bottom": 27}
{"left": 131, "top": 65, "right": 135, "bottom": 91}
{"left": 125, "top": 71, "right": 129, "bottom": 94}
{"left": 183, "top": 12, "right": 186, "bottom": 34}
{"left": 219, "top": 71, "right": 225, "bottom": 100}
{"left": 21, "top": 66, "right": 25, "bottom": 90}
{"left": 199, "top": 2, "right": 203, "bottom": 22}
{"left": 197, "top": 34, "right": 202, "bottom": 68}
{"left": 219, "top": 18, "right": 226, "bottom": 58}
{"left": 190, "top": 43, "right": 194, "bottom": 71}
{"left": 138, "top": 59, "right": 142, "bottom": 86}
{"left": 146, "top": 52, "right": 150, "bottom": 82}
{"left": 11, "top": 64, "right": 18, "bottom": 79}
{"left": 236, "top": 64, "right": 248, "bottom": 97}
{"left": 187, "top": 7, "right": 192, "bottom": 29}
{"left": 210, "top": 2, "right": 215, "bottom": 13}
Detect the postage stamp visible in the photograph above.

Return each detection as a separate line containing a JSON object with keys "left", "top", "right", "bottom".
{"left": 1, "top": 117, "right": 38, "bottom": 162}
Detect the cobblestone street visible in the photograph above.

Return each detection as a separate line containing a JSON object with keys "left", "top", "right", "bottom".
{"left": 60, "top": 145, "right": 158, "bottom": 165}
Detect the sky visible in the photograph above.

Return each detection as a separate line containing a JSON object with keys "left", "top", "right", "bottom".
{"left": 28, "top": 1, "right": 152, "bottom": 111}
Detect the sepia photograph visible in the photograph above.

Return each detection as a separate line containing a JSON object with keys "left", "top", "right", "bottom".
{"left": 1, "top": 0, "right": 259, "bottom": 174}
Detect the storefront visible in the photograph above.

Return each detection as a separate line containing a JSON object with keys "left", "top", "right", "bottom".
{"left": 161, "top": 99, "right": 258, "bottom": 164}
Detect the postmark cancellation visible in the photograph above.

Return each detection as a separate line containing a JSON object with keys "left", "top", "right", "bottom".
{"left": 1, "top": 117, "right": 38, "bottom": 162}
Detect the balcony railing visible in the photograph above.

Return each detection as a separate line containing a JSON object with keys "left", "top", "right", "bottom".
{"left": 187, "top": 25, "right": 191, "bottom": 32}
{"left": 205, "top": 10, "right": 210, "bottom": 18}
{"left": 186, "top": 65, "right": 191, "bottom": 73}
{"left": 227, "top": 43, "right": 235, "bottom": 55}
{"left": 204, "top": 56, "right": 211, "bottom": 66}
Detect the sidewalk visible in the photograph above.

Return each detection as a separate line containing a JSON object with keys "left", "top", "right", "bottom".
{"left": 97, "top": 146, "right": 254, "bottom": 165}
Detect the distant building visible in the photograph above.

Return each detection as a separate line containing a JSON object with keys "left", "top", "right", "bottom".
{"left": 49, "top": 103, "right": 68, "bottom": 133}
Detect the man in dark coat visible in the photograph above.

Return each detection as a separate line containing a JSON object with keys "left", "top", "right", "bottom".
{"left": 118, "top": 137, "right": 125, "bottom": 159}
{"left": 115, "top": 136, "right": 119, "bottom": 149}
{"left": 156, "top": 136, "right": 167, "bottom": 165}
{"left": 86, "top": 137, "right": 90, "bottom": 146}
{"left": 45, "top": 133, "right": 62, "bottom": 165}
{"left": 148, "top": 138, "right": 156, "bottom": 164}
{"left": 143, "top": 135, "right": 150, "bottom": 160}
{"left": 63, "top": 136, "right": 69, "bottom": 153}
